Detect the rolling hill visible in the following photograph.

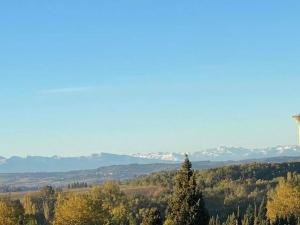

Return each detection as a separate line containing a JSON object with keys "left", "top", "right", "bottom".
{"left": 0, "top": 156, "right": 298, "bottom": 192}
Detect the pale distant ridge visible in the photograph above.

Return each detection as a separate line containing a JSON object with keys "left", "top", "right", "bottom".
{"left": 0, "top": 146, "right": 299, "bottom": 173}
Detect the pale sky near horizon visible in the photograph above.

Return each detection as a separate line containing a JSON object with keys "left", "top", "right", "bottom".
{"left": 1, "top": 1, "right": 300, "bottom": 157}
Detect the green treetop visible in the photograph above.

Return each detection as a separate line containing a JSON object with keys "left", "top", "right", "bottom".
{"left": 165, "top": 154, "right": 209, "bottom": 225}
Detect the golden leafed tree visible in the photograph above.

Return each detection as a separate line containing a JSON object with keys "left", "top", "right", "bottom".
{"left": 267, "top": 172, "right": 300, "bottom": 221}
{"left": 0, "top": 200, "right": 21, "bottom": 225}
{"left": 53, "top": 193, "right": 108, "bottom": 225}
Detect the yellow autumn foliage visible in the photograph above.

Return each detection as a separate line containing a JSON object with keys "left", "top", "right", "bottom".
{"left": 267, "top": 173, "right": 300, "bottom": 221}
{"left": 53, "top": 193, "right": 108, "bottom": 225}
{"left": 0, "top": 200, "right": 19, "bottom": 225}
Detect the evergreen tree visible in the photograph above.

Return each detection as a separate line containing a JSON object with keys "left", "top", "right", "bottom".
{"left": 242, "top": 216, "right": 250, "bottom": 225}
{"left": 18, "top": 215, "right": 24, "bottom": 225}
{"left": 209, "top": 216, "right": 221, "bottom": 225}
{"left": 209, "top": 217, "right": 215, "bottom": 225}
{"left": 215, "top": 215, "right": 221, "bottom": 225}
{"left": 224, "top": 213, "right": 237, "bottom": 225}
{"left": 40, "top": 186, "right": 56, "bottom": 224}
{"left": 245, "top": 204, "right": 255, "bottom": 225}
{"left": 257, "top": 198, "right": 268, "bottom": 225}
{"left": 141, "top": 207, "right": 162, "bottom": 225}
{"left": 165, "top": 155, "right": 209, "bottom": 225}
{"left": 237, "top": 206, "right": 242, "bottom": 225}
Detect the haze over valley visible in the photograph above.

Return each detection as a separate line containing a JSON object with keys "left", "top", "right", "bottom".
{"left": 0, "top": 145, "right": 299, "bottom": 173}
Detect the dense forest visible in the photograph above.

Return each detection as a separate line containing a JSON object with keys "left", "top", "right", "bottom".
{"left": 0, "top": 158, "right": 299, "bottom": 225}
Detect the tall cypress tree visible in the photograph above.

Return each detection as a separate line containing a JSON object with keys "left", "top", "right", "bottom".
{"left": 165, "top": 155, "right": 209, "bottom": 225}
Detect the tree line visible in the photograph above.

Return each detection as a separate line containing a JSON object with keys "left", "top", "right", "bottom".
{"left": 0, "top": 157, "right": 299, "bottom": 225}
{"left": 67, "top": 182, "right": 88, "bottom": 189}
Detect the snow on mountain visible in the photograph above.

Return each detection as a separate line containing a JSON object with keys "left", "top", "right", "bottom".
{"left": 132, "top": 146, "right": 300, "bottom": 162}
{"left": 0, "top": 146, "right": 298, "bottom": 173}
{"left": 0, "top": 156, "right": 6, "bottom": 165}
{"left": 132, "top": 152, "right": 185, "bottom": 161}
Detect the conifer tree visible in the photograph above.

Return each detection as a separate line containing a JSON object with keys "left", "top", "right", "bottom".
{"left": 245, "top": 204, "right": 255, "bottom": 225}
{"left": 242, "top": 216, "right": 250, "bottom": 225}
{"left": 165, "top": 154, "right": 209, "bottom": 225}
{"left": 209, "top": 216, "right": 221, "bottom": 225}
{"left": 40, "top": 186, "right": 56, "bottom": 224}
{"left": 209, "top": 217, "right": 215, "bottom": 225}
{"left": 257, "top": 198, "right": 268, "bottom": 225}
{"left": 236, "top": 206, "right": 242, "bottom": 225}
{"left": 141, "top": 207, "right": 162, "bottom": 225}
{"left": 224, "top": 213, "right": 237, "bottom": 225}
{"left": 215, "top": 215, "right": 221, "bottom": 225}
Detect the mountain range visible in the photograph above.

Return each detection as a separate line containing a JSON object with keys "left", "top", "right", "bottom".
{"left": 133, "top": 145, "right": 300, "bottom": 162}
{"left": 0, "top": 146, "right": 299, "bottom": 173}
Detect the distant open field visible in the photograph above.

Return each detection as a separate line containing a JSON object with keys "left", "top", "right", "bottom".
{"left": 0, "top": 184, "right": 162, "bottom": 201}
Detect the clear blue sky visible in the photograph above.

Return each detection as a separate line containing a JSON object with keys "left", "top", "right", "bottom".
{"left": 1, "top": 1, "right": 300, "bottom": 157}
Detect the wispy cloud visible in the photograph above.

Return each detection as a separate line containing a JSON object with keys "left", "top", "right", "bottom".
{"left": 40, "top": 86, "right": 96, "bottom": 95}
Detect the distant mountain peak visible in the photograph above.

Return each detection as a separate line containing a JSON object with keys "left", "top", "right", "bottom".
{"left": 132, "top": 145, "right": 300, "bottom": 162}
{"left": 0, "top": 145, "right": 299, "bottom": 173}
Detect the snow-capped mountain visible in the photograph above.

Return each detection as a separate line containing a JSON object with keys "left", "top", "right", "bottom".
{"left": 132, "top": 146, "right": 300, "bottom": 162}
{"left": 0, "top": 146, "right": 299, "bottom": 173}
{"left": 132, "top": 152, "right": 186, "bottom": 161}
